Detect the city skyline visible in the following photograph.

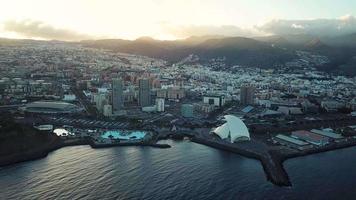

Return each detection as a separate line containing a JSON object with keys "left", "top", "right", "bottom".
{"left": 1, "top": 1, "right": 356, "bottom": 199}
{"left": 1, "top": 0, "right": 356, "bottom": 40}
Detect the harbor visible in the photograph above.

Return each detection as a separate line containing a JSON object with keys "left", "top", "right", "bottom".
{"left": 3, "top": 114, "right": 356, "bottom": 187}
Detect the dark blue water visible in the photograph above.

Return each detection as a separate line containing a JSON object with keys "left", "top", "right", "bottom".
{"left": 1, "top": 140, "right": 356, "bottom": 200}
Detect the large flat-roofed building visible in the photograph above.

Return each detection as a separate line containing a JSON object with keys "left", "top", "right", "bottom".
{"left": 291, "top": 130, "right": 329, "bottom": 146}
{"left": 273, "top": 134, "right": 314, "bottom": 151}
{"left": 23, "top": 101, "right": 83, "bottom": 114}
{"left": 310, "top": 129, "right": 343, "bottom": 140}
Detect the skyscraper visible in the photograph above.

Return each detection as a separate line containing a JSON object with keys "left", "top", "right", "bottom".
{"left": 112, "top": 78, "right": 124, "bottom": 112}
{"left": 139, "top": 79, "right": 151, "bottom": 107}
{"left": 240, "top": 85, "right": 255, "bottom": 105}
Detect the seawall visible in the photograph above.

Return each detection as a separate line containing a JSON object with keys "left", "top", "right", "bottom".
{"left": 191, "top": 137, "right": 291, "bottom": 186}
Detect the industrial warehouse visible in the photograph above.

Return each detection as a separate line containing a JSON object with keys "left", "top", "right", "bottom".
{"left": 273, "top": 134, "right": 314, "bottom": 151}
{"left": 273, "top": 128, "right": 345, "bottom": 151}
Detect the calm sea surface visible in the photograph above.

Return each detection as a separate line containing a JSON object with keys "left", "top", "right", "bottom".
{"left": 1, "top": 140, "right": 356, "bottom": 200}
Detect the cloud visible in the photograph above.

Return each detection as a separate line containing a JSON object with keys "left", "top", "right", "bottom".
{"left": 257, "top": 15, "right": 356, "bottom": 36}
{"left": 161, "top": 16, "right": 356, "bottom": 39}
{"left": 160, "top": 23, "right": 264, "bottom": 38}
{"left": 3, "top": 19, "right": 95, "bottom": 41}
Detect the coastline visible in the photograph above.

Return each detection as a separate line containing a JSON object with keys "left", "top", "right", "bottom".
{"left": 2, "top": 132, "right": 356, "bottom": 188}
{"left": 191, "top": 135, "right": 356, "bottom": 187}
{"left": 0, "top": 137, "right": 171, "bottom": 168}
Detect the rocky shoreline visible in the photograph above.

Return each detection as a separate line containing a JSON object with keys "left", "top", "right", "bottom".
{"left": 0, "top": 137, "right": 170, "bottom": 167}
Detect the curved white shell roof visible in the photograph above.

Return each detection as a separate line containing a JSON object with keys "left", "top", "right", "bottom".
{"left": 213, "top": 115, "right": 250, "bottom": 142}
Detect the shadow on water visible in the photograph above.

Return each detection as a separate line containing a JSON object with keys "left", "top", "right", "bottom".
{"left": 1, "top": 141, "right": 356, "bottom": 200}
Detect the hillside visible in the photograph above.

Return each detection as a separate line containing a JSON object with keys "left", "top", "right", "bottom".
{"left": 1, "top": 34, "right": 355, "bottom": 76}
{"left": 81, "top": 36, "right": 296, "bottom": 67}
{"left": 0, "top": 115, "right": 62, "bottom": 166}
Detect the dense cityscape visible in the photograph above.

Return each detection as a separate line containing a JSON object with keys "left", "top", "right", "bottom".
{"left": 1, "top": 41, "right": 356, "bottom": 187}
{"left": 1, "top": 0, "right": 356, "bottom": 199}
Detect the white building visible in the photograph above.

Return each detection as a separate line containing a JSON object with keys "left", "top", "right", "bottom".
{"left": 142, "top": 106, "right": 157, "bottom": 112}
{"left": 203, "top": 95, "right": 225, "bottom": 107}
{"left": 156, "top": 98, "right": 165, "bottom": 112}
{"left": 94, "top": 93, "right": 108, "bottom": 113}
{"left": 63, "top": 94, "right": 76, "bottom": 101}
{"left": 212, "top": 115, "right": 250, "bottom": 142}
{"left": 103, "top": 104, "right": 113, "bottom": 117}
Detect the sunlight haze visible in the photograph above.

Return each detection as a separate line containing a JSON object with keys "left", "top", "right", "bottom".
{"left": 1, "top": 0, "right": 355, "bottom": 40}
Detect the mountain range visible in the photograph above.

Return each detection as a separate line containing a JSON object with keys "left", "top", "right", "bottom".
{"left": 1, "top": 33, "right": 356, "bottom": 76}
{"left": 81, "top": 33, "right": 356, "bottom": 75}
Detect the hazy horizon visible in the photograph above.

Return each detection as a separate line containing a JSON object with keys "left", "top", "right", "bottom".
{"left": 1, "top": 0, "right": 356, "bottom": 41}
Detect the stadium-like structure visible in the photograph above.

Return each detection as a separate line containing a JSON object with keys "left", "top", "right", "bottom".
{"left": 23, "top": 101, "right": 83, "bottom": 114}
{"left": 212, "top": 115, "right": 250, "bottom": 142}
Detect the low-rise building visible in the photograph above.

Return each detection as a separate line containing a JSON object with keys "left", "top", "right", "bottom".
{"left": 203, "top": 95, "right": 225, "bottom": 107}
{"left": 310, "top": 129, "right": 343, "bottom": 140}
{"left": 291, "top": 130, "right": 329, "bottom": 146}
{"left": 273, "top": 134, "right": 314, "bottom": 151}
{"left": 181, "top": 104, "right": 194, "bottom": 118}
{"left": 321, "top": 100, "right": 344, "bottom": 112}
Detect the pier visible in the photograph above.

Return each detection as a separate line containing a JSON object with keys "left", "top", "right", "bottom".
{"left": 191, "top": 136, "right": 292, "bottom": 186}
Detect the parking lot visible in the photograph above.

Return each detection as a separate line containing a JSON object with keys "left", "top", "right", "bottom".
{"left": 47, "top": 117, "right": 130, "bottom": 129}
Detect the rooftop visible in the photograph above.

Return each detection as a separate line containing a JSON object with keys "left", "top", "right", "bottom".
{"left": 310, "top": 129, "right": 343, "bottom": 139}
{"left": 275, "top": 134, "right": 310, "bottom": 146}
{"left": 292, "top": 130, "right": 329, "bottom": 141}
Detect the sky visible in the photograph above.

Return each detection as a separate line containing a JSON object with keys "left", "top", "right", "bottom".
{"left": 0, "top": 0, "right": 356, "bottom": 40}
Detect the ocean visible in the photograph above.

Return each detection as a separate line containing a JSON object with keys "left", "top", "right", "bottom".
{"left": 1, "top": 140, "right": 356, "bottom": 200}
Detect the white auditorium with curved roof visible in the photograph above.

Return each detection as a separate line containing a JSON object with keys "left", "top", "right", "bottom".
{"left": 212, "top": 115, "right": 250, "bottom": 142}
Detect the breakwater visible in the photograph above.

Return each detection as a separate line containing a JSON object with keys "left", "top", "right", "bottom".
{"left": 190, "top": 134, "right": 356, "bottom": 187}
{"left": 191, "top": 136, "right": 291, "bottom": 186}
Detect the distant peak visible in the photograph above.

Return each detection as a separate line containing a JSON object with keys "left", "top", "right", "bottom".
{"left": 135, "top": 36, "right": 156, "bottom": 42}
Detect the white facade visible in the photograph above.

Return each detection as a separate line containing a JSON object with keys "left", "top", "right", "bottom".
{"left": 103, "top": 104, "right": 113, "bottom": 117}
{"left": 34, "top": 124, "right": 54, "bottom": 131}
{"left": 212, "top": 115, "right": 250, "bottom": 142}
{"left": 94, "top": 93, "right": 108, "bottom": 113}
{"left": 142, "top": 106, "right": 156, "bottom": 112}
{"left": 203, "top": 95, "right": 225, "bottom": 107}
{"left": 156, "top": 98, "right": 165, "bottom": 112}
{"left": 63, "top": 94, "right": 76, "bottom": 101}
